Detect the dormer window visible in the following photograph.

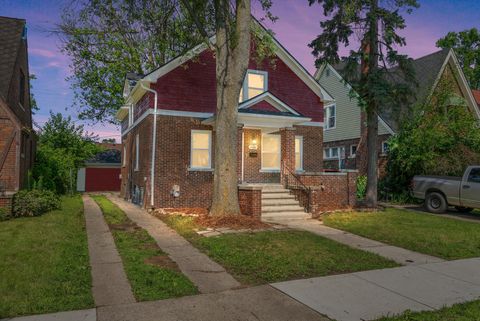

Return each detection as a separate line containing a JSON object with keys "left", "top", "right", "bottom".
{"left": 239, "top": 70, "right": 268, "bottom": 102}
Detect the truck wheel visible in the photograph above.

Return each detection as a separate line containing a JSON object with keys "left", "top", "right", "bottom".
{"left": 455, "top": 206, "right": 474, "bottom": 213}
{"left": 425, "top": 192, "right": 447, "bottom": 214}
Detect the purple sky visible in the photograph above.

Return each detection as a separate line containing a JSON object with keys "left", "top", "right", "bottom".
{"left": 1, "top": 0, "right": 479, "bottom": 141}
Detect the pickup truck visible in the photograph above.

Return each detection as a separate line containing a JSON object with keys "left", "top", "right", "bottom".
{"left": 413, "top": 166, "right": 480, "bottom": 214}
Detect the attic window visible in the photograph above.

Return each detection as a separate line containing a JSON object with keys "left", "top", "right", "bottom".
{"left": 239, "top": 70, "right": 268, "bottom": 102}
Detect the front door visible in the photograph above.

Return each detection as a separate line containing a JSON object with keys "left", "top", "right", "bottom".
{"left": 461, "top": 167, "right": 480, "bottom": 208}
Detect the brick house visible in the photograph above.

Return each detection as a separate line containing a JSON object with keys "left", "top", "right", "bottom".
{"left": 0, "top": 16, "right": 36, "bottom": 210}
{"left": 315, "top": 49, "right": 480, "bottom": 173}
{"left": 118, "top": 28, "right": 358, "bottom": 219}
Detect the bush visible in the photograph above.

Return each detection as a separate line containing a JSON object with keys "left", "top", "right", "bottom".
{"left": 12, "top": 190, "right": 61, "bottom": 218}
{"left": 356, "top": 175, "right": 367, "bottom": 200}
{"left": 0, "top": 207, "right": 11, "bottom": 221}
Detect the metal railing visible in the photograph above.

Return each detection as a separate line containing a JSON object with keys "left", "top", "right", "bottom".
{"left": 283, "top": 164, "right": 311, "bottom": 212}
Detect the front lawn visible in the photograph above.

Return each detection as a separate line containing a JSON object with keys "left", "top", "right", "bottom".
{"left": 159, "top": 215, "right": 398, "bottom": 285}
{"left": 376, "top": 300, "right": 480, "bottom": 321}
{"left": 0, "top": 195, "right": 93, "bottom": 318}
{"left": 323, "top": 208, "right": 480, "bottom": 260}
{"left": 91, "top": 195, "right": 197, "bottom": 300}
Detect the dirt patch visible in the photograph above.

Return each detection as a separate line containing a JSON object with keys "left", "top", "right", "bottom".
{"left": 144, "top": 255, "right": 180, "bottom": 271}
{"left": 151, "top": 207, "right": 209, "bottom": 216}
{"left": 194, "top": 214, "right": 270, "bottom": 230}
{"left": 109, "top": 222, "right": 141, "bottom": 232}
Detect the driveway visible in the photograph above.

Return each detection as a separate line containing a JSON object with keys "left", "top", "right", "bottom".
{"left": 383, "top": 203, "right": 480, "bottom": 223}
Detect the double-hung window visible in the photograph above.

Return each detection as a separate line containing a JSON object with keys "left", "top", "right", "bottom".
{"left": 239, "top": 70, "right": 268, "bottom": 102}
{"left": 350, "top": 145, "right": 357, "bottom": 158}
{"left": 261, "top": 134, "right": 280, "bottom": 170}
{"left": 295, "top": 136, "right": 303, "bottom": 171}
{"left": 325, "top": 104, "right": 336, "bottom": 129}
{"left": 324, "top": 147, "right": 339, "bottom": 160}
{"left": 381, "top": 141, "right": 389, "bottom": 155}
{"left": 134, "top": 134, "right": 140, "bottom": 171}
{"left": 190, "top": 130, "right": 212, "bottom": 169}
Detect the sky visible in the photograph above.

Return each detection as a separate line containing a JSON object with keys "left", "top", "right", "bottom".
{"left": 1, "top": 0, "right": 479, "bottom": 141}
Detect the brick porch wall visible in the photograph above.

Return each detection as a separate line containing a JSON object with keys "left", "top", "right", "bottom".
{"left": 0, "top": 195, "right": 13, "bottom": 212}
{"left": 238, "top": 186, "right": 262, "bottom": 217}
{"left": 295, "top": 171, "right": 358, "bottom": 216}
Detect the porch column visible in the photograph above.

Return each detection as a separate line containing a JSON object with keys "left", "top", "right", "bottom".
{"left": 280, "top": 127, "right": 296, "bottom": 186}
{"left": 237, "top": 125, "right": 244, "bottom": 184}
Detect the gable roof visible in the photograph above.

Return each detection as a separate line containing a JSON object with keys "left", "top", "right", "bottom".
{"left": 125, "top": 20, "right": 334, "bottom": 107}
{"left": 0, "top": 16, "right": 25, "bottom": 99}
{"left": 319, "top": 49, "right": 479, "bottom": 132}
{"left": 238, "top": 91, "right": 302, "bottom": 116}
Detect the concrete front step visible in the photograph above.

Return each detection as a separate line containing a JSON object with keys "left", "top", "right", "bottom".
{"left": 261, "top": 189, "right": 291, "bottom": 194}
{"left": 261, "top": 193, "right": 295, "bottom": 200}
{"left": 262, "top": 205, "right": 305, "bottom": 213}
{"left": 262, "top": 199, "right": 300, "bottom": 206}
{"left": 262, "top": 212, "right": 311, "bottom": 221}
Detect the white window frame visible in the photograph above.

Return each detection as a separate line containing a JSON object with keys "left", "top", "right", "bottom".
{"left": 123, "top": 146, "right": 127, "bottom": 167}
{"left": 381, "top": 141, "right": 389, "bottom": 155}
{"left": 239, "top": 70, "right": 268, "bottom": 102}
{"left": 324, "top": 104, "right": 336, "bottom": 130}
{"left": 261, "top": 133, "right": 281, "bottom": 171}
{"left": 190, "top": 130, "right": 212, "bottom": 169}
{"left": 350, "top": 144, "right": 357, "bottom": 158}
{"left": 134, "top": 134, "right": 140, "bottom": 171}
{"left": 323, "top": 147, "right": 339, "bottom": 160}
{"left": 295, "top": 136, "right": 303, "bottom": 171}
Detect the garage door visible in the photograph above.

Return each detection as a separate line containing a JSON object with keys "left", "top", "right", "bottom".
{"left": 85, "top": 167, "right": 121, "bottom": 192}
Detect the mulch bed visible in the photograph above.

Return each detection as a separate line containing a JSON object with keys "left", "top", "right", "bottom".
{"left": 194, "top": 214, "right": 270, "bottom": 230}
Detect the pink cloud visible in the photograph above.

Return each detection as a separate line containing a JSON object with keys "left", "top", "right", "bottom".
{"left": 29, "top": 47, "right": 57, "bottom": 58}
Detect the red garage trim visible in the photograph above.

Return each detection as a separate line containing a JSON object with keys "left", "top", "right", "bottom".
{"left": 85, "top": 167, "right": 121, "bottom": 192}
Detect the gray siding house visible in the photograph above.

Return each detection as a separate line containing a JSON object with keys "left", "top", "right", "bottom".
{"left": 315, "top": 49, "right": 480, "bottom": 171}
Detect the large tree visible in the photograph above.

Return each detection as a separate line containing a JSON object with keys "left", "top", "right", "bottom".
{"left": 58, "top": 0, "right": 203, "bottom": 123}
{"left": 308, "top": 0, "right": 418, "bottom": 207}
{"left": 181, "top": 0, "right": 274, "bottom": 216}
{"left": 437, "top": 28, "right": 480, "bottom": 90}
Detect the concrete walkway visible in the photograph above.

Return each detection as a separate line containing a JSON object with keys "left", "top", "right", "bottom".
{"left": 106, "top": 194, "right": 240, "bottom": 294}
{"left": 0, "top": 309, "right": 96, "bottom": 321}
{"left": 273, "top": 257, "right": 480, "bottom": 321}
{"left": 83, "top": 195, "right": 136, "bottom": 306}
{"left": 275, "top": 218, "right": 444, "bottom": 266}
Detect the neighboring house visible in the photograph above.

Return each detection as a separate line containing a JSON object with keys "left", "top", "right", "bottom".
{"left": 473, "top": 89, "right": 480, "bottom": 108}
{"left": 0, "top": 16, "right": 35, "bottom": 209}
{"left": 77, "top": 143, "right": 122, "bottom": 192}
{"left": 117, "top": 24, "right": 360, "bottom": 217}
{"left": 316, "top": 49, "right": 480, "bottom": 172}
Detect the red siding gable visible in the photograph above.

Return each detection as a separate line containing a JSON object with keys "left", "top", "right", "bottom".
{"left": 149, "top": 49, "right": 324, "bottom": 122}
{"left": 245, "top": 100, "right": 280, "bottom": 113}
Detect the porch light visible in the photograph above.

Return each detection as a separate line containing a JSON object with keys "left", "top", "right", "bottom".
{"left": 249, "top": 139, "right": 258, "bottom": 151}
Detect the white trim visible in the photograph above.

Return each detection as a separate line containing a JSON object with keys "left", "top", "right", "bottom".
{"left": 240, "top": 69, "right": 269, "bottom": 102}
{"left": 122, "top": 145, "right": 126, "bottom": 167}
{"left": 323, "top": 146, "right": 340, "bottom": 160}
{"left": 298, "top": 121, "right": 324, "bottom": 127}
{"left": 261, "top": 133, "right": 281, "bottom": 171}
{"left": 241, "top": 131, "right": 245, "bottom": 182}
{"left": 238, "top": 91, "right": 300, "bottom": 115}
{"left": 324, "top": 104, "right": 336, "bottom": 130}
{"left": 134, "top": 134, "right": 140, "bottom": 171}
{"left": 349, "top": 144, "right": 357, "bottom": 159}
{"left": 295, "top": 136, "right": 303, "bottom": 171}
{"left": 190, "top": 130, "right": 212, "bottom": 170}
{"left": 157, "top": 109, "right": 213, "bottom": 118}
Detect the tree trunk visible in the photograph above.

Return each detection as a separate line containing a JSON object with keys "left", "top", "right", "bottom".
{"left": 210, "top": 0, "right": 251, "bottom": 216}
{"left": 365, "top": 0, "right": 379, "bottom": 208}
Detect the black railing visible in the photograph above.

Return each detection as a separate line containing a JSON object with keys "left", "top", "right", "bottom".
{"left": 283, "top": 164, "right": 311, "bottom": 213}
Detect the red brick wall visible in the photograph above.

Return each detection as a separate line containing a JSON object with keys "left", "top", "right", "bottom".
{"left": 150, "top": 49, "right": 324, "bottom": 122}
{"left": 242, "top": 129, "right": 280, "bottom": 183}
{"left": 295, "top": 125, "right": 324, "bottom": 172}
{"left": 0, "top": 195, "right": 13, "bottom": 212}
{"left": 238, "top": 187, "right": 262, "bottom": 217}
{"left": 297, "top": 172, "right": 358, "bottom": 215}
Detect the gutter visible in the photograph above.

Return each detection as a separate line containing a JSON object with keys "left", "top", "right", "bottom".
{"left": 139, "top": 81, "right": 158, "bottom": 208}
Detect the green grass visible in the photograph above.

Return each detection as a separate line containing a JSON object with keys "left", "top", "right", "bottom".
{"left": 323, "top": 208, "right": 480, "bottom": 260}
{"left": 0, "top": 195, "right": 93, "bottom": 318}
{"left": 159, "top": 215, "right": 398, "bottom": 285}
{"left": 376, "top": 300, "right": 480, "bottom": 321}
{"left": 90, "top": 195, "right": 197, "bottom": 300}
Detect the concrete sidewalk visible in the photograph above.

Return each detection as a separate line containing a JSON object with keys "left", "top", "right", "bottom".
{"left": 273, "top": 257, "right": 480, "bottom": 321}
{"left": 275, "top": 218, "right": 444, "bottom": 266}
{"left": 83, "top": 195, "right": 136, "bottom": 306}
{"left": 107, "top": 194, "right": 241, "bottom": 294}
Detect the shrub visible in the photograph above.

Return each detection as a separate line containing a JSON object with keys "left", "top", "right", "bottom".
{"left": 0, "top": 207, "right": 10, "bottom": 221}
{"left": 12, "top": 190, "right": 61, "bottom": 218}
{"left": 356, "top": 175, "right": 367, "bottom": 200}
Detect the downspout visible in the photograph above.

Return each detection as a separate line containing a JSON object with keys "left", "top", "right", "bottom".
{"left": 140, "top": 81, "right": 158, "bottom": 208}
